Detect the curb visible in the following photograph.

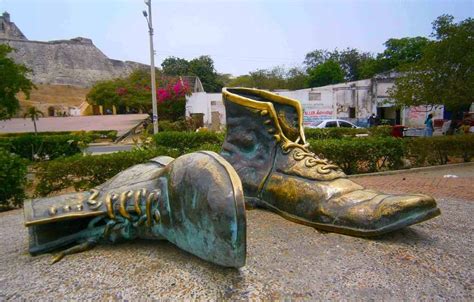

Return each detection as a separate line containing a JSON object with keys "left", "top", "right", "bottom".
{"left": 347, "top": 162, "right": 474, "bottom": 178}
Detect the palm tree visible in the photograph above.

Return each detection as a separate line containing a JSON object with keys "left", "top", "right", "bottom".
{"left": 23, "top": 107, "right": 44, "bottom": 135}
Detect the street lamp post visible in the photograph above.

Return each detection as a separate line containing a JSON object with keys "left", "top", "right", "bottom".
{"left": 143, "top": 0, "right": 158, "bottom": 134}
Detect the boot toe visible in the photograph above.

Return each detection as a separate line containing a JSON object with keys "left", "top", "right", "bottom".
{"left": 337, "top": 192, "right": 440, "bottom": 236}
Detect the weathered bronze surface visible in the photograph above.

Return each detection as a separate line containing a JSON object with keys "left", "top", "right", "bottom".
{"left": 221, "top": 87, "right": 441, "bottom": 236}
{"left": 24, "top": 151, "right": 246, "bottom": 268}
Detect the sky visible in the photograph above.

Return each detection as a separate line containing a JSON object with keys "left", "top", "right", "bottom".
{"left": 1, "top": 0, "right": 472, "bottom": 76}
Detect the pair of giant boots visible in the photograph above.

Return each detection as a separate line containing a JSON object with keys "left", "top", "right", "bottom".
{"left": 25, "top": 88, "right": 441, "bottom": 268}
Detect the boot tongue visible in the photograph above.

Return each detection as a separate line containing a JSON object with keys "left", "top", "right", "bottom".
{"left": 273, "top": 104, "right": 302, "bottom": 142}
{"left": 277, "top": 111, "right": 301, "bottom": 142}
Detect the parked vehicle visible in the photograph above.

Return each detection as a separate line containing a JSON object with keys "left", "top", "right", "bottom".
{"left": 312, "top": 119, "right": 360, "bottom": 129}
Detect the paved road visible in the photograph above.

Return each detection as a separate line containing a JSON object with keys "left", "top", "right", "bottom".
{"left": 354, "top": 163, "right": 474, "bottom": 201}
{"left": 0, "top": 114, "right": 147, "bottom": 137}
{"left": 0, "top": 164, "right": 472, "bottom": 300}
{"left": 85, "top": 144, "right": 134, "bottom": 154}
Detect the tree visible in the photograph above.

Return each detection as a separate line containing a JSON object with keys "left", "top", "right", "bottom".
{"left": 23, "top": 107, "right": 44, "bottom": 135}
{"left": 379, "top": 37, "right": 431, "bottom": 69}
{"left": 188, "top": 55, "right": 221, "bottom": 92}
{"left": 304, "top": 49, "right": 331, "bottom": 70}
{"left": 306, "top": 60, "right": 345, "bottom": 87}
{"left": 215, "top": 73, "right": 233, "bottom": 88}
{"left": 161, "top": 55, "right": 222, "bottom": 92}
{"left": 86, "top": 80, "right": 123, "bottom": 107}
{"left": 0, "top": 45, "right": 35, "bottom": 120}
{"left": 87, "top": 69, "right": 190, "bottom": 121}
{"left": 389, "top": 15, "right": 474, "bottom": 120}
{"left": 227, "top": 66, "right": 307, "bottom": 90}
{"left": 330, "top": 48, "right": 373, "bottom": 81}
{"left": 227, "top": 74, "right": 253, "bottom": 88}
{"left": 161, "top": 57, "right": 190, "bottom": 76}
{"left": 286, "top": 67, "right": 308, "bottom": 90}
{"left": 304, "top": 48, "right": 373, "bottom": 81}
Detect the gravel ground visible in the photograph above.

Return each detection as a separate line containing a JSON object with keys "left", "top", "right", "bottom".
{"left": 0, "top": 166, "right": 473, "bottom": 300}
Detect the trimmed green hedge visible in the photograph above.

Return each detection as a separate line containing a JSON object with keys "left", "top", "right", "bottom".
{"left": 310, "top": 135, "right": 474, "bottom": 174}
{"left": 304, "top": 125, "right": 392, "bottom": 140}
{"left": 158, "top": 120, "right": 188, "bottom": 132}
{"left": 0, "top": 130, "right": 117, "bottom": 140}
{"left": 34, "top": 133, "right": 474, "bottom": 197}
{"left": 0, "top": 149, "right": 28, "bottom": 210}
{"left": 310, "top": 137, "right": 405, "bottom": 174}
{"left": 153, "top": 131, "right": 224, "bottom": 153}
{"left": 34, "top": 147, "right": 181, "bottom": 197}
{"left": 0, "top": 134, "right": 90, "bottom": 161}
{"left": 404, "top": 135, "right": 474, "bottom": 166}
{"left": 305, "top": 128, "right": 369, "bottom": 140}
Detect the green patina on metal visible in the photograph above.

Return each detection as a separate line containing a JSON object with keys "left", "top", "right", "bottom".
{"left": 24, "top": 152, "right": 246, "bottom": 268}
{"left": 220, "top": 87, "right": 441, "bottom": 237}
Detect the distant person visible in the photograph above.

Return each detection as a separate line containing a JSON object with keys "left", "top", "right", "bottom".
{"left": 424, "top": 113, "right": 434, "bottom": 137}
{"left": 374, "top": 115, "right": 380, "bottom": 126}
{"left": 367, "top": 114, "right": 376, "bottom": 127}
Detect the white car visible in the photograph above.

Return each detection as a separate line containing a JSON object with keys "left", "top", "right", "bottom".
{"left": 312, "top": 119, "right": 360, "bottom": 129}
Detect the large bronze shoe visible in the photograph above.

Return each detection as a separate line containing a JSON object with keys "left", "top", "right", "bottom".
{"left": 24, "top": 151, "right": 246, "bottom": 268}
{"left": 220, "top": 87, "right": 440, "bottom": 237}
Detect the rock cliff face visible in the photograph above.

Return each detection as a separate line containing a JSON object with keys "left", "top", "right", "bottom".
{"left": 1, "top": 37, "right": 146, "bottom": 87}
{"left": 0, "top": 12, "right": 146, "bottom": 87}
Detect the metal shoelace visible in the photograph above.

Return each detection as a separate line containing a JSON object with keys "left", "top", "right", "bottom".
{"left": 51, "top": 188, "right": 161, "bottom": 263}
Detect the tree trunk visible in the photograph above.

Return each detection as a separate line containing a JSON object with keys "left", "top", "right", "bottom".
{"left": 33, "top": 119, "right": 38, "bottom": 135}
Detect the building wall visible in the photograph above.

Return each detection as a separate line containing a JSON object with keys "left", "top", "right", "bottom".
{"left": 185, "top": 78, "right": 442, "bottom": 128}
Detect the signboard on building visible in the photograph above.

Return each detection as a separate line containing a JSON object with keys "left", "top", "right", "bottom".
{"left": 302, "top": 103, "right": 333, "bottom": 127}
{"left": 404, "top": 105, "right": 444, "bottom": 128}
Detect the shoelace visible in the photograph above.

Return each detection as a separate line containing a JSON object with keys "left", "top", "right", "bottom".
{"left": 282, "top": 141, "right": 340, "bottom": 174}
{"left": 51, "top": 188, "right": 161, "bottom": 264}
{"left": 87, "top": 188, "right": 161, "bottom": 228}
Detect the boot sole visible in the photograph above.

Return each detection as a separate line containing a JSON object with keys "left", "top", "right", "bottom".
{"left": 248, "top": 197, "right": 441, "bottom": 237}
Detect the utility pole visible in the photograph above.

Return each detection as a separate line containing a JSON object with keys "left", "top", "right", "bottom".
{"left": 143, "top": 0, "right": 158, "bottom": 133}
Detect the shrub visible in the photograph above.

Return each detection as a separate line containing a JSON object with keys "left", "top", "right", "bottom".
{"left": 0, "top": 149, "right": 28, "bottom": 210}
{"left": 405, "top": 135, "right": 474, "bottom": 166}
{"left": 305, "top": 128, "right": 369, "bottom": 140}
{"left": 0, "top": 134, "right": 89, "bottom": 161}
{"left": 153, "top": 131, "right": 224, "bottom": 153}
{"left": 0, "top": 130, "right": 117, "bottom": 141}
{"left": 309, "top": 137, "right": 405, "bottom": 174}
{"left": 368, "top": 125, "right": 393, "bottom": 137}
{"left": 304, "top": 126, "right": 392, "bottom": 140}
{"left": 34, "top": 147, "right": 180, "bottom": 196}
{"left": 158, "top": 119, "right": 187, "bottom": 132}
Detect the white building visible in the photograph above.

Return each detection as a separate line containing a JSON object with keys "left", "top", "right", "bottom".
{"left": 186, "top": 72, "right": 444, "bottom": 129}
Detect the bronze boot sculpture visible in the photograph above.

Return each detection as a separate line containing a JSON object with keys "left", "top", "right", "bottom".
{"left": 221, "top": 87, "right": 440, "bottom": 237}
{"left": 24, "top": 151, "right": 246, "bottom": 268}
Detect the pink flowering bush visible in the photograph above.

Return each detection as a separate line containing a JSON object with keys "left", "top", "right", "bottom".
{"left": 155, "top": 78, "right": 190, "bottom": 120}
{"left": 87, "top": 70, "right": 191, "bottom": 121}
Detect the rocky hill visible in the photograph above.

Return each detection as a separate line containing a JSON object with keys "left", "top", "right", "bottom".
{"left": 0, "top": 12, "right": 146, "bottom": 87}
